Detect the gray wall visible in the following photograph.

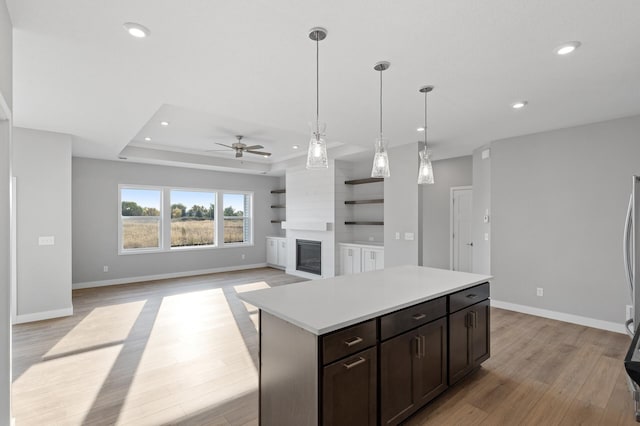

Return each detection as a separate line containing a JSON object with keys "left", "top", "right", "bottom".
{"left": 472, "top": 146, "right": 491, "bottom": 274}
{"left": 13, "top": 128, "right": 73, "bottom": 317}
{"left": 0, "top": 0, "right": 10, "bottom": 110}
{"left": 421, "top": 156, "right": 472, "bottom": 269}
{"left": 491, "top": 115, "right": 640, "bottom": 324}
{"left": 73, "top": 158, "right": 281, "bottom": 285}
{"left": 0, "top": 1, "right": 11, "bottom": 422}
{"left": 384, "top": 143, "right": 420, "bottom": 267}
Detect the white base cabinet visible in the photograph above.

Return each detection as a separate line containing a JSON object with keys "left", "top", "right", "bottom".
{"left": 338, "top": 243, "right": 384, "bottom": 275}
{"left": 266, "top": 237, "right": 287, "bottom": 269}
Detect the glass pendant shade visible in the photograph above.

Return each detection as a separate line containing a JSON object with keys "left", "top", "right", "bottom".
{"left": 417, "top": 149, "right": 434, "bottom": 184}
{"left": 371, "top": 137, "right": 390, "bottom": 178}
{"left": 306, "top": 122, "right": 328, "bottom": 169}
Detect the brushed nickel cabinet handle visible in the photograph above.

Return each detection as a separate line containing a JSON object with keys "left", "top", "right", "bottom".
{"left": 344, "top": 336, "right": 363, "bottom": 347}
{"left": 415, "top": 336, "right": 422, "bottom": 358}
{"left": 412, "top": 313, "right": 426, "bottom": 321}
{"left": 343, "top": 357, "right": 366, "bottom": 369}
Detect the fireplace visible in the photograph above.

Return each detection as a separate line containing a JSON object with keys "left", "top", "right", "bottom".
{"left": 296, "top": 239, "right": 322, "bottom": 275}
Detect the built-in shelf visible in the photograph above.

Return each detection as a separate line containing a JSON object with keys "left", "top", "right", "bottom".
{"left": 271, "top": 205, "right": 286, "bottom": 208}
{"left": 271, "top": 220, "right": 283, "bottom": 223}
{"left": 345, "top": 221, "right": 384, "bottom": 226}
{"left": 271, "top": 189, "right": 286, "bottom": 194}
{"left": 344, "top": 178, "right": 384, "bottom": 185}
{"left": 345, "top": 199, "right": 384, "bottom": 205}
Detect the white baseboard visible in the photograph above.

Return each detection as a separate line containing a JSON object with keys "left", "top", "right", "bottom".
{"left": 13, "top": 307, "right": 74, "bottom": 325}
{"left": 72, "top": 263, "right": 269, "bottom": 290}
{"left": 491, "top": 299, "right": 626, "bottom": 334}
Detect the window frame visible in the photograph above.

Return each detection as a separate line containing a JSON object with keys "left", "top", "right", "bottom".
{"left": 118, "top": 184, "right": 164, "bottom": 255}
{"left": 222, "top": 191, "right": 254, "bottom": 247}
{"left": 169, "top": 187, "right": 218, "bottom": 250}
{"left": 118, "top": 185, "right": 254, "bottom": 255}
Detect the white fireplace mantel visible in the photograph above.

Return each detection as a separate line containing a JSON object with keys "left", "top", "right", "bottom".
{"left": 281, "top": 221, "right": 331, "bottom": 231}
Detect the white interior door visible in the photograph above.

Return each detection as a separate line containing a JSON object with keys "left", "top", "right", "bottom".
{"left": 451, "top": 187, "right": 473, "bottom": 272}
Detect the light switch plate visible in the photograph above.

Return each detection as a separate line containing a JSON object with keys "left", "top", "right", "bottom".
{"left": 484, "top": 233, "right": 489, "bottom": 241}
{"left": 38, "top": 236, "right": 55, "bottom": 246}
{"left": 395, "top": 232, "right": 400, "bottom": 240}
{"left": 404, "top": 232, "right": 414, "bottom": 241}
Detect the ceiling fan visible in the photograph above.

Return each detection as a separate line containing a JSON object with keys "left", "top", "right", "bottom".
{"left": 209, "top": 135, "right": 272, "bottom": 158}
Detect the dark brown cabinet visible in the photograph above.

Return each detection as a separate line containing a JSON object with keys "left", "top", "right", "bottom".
{"left": 380, "top": 317, "right": 447, "bottom": 425}
{"left": 322, "top": 347, "right": 377, "bottom": 426}
{"left": 449, "top": 298, "right": 490, "bottom": 385}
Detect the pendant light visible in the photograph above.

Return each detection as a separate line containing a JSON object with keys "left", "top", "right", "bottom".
{"left": 306, "top": 27, "right": 329, "bottom": 169}
{"left": 371, "top": 61, "right": 391, "bottom": 178}
{"left": 417, "top": 85, "right": 435, "bottom": 184}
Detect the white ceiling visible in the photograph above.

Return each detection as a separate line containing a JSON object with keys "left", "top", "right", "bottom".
{"left": 7, "top": 0, "right": 640, "bottom": 174}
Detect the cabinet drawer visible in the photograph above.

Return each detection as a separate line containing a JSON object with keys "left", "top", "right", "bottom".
{"left": 448, "top": 282, "right": 490, "bottom": 313}
{"left": 380, "top": 297, "right": 446, "bottom": 341}
{"left": 322, "top": 320, "right": 377, "bottom": 365}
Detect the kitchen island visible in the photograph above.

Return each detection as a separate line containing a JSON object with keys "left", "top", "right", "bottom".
{"left": 239, "top": 265, "right": 492, "bottom": 426}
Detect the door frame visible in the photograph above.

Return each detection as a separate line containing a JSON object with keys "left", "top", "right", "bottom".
{"left": 450, "top": 186, "right": 472, "bottom": 271}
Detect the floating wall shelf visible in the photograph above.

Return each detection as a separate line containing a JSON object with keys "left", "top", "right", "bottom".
{"left": 271, "top": 220, "right": 283, "bottom": 224}
{"left": 270, "top": 189, "right": 286, "bottom": 194}
{"left": 271, "top": 205, "right": 286, "bottom": 208}
{"left": 344, "top": 178, "right": 384, "bottom": 185}
{"left": 345, "top": 199, "right": 384, "bottom": 205}
{"left": 345, "top": 221, "right": 384, "bottom": 226}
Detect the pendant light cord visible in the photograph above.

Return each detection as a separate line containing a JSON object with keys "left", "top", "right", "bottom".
{"left": 316, "top": 34, "right": 320, "bottom": 140}
{"left": 424, "top": 91, "right": 428, "bottom": 154}
{"left": 379, "top": 70, "right": 383, "bottom": 136}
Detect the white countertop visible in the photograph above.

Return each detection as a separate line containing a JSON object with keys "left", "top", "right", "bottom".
{"left": 238, "top": 265, "right": 492, "bottom": 335}
{"left": 339, "top": 241, "right": 384, "bottom": 248}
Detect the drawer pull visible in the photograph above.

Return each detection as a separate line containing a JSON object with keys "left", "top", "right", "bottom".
{"left": 343, "top": 336, "right": 363, "bottom": 347}
{"left": 412, "top": 313, "right": 427, "bottom": 321}
{"left": 466, "top": 294, "right": 478, "bottom": 299}
{"left": 343, "top": 357, "right": 366, "bottom": 370}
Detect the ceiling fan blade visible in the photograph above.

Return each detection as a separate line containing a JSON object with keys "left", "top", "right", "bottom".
{"left": 215, "top": 143, "right": 234, "bottom": 148}
{"left": 246, "top": 150, "right": 272, "bottom": 157}
{"left": 235, "top": 151, "right": 243, "bottom": 158}
{"left": 242, "top": 145, "right": 264, "bottom": 150}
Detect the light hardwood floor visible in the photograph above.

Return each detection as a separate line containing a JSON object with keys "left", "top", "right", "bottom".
{"left": 11, "top": 268, "right": 637, "bottom": 425}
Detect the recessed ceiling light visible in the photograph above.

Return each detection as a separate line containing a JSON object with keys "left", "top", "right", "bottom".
{"left": 144, "top": 137, "right": 151, "bottom": 141}
{"left": 263, "top": 155, "right": 270, "bottom": 158}
{"left": 555, "top": 41, "right": 581, "bottom": 56}
{"left": 160, "top": 121, "right": 169, "bottom": 126}
{"left": 292, "top": 145, "right": 299, "bottom": 150}
{"left": 123, "top": 22, "right": 150, "bottom": 38}
{"left": 512, "top": 101, "right": 528, "bottom": 109}
{"left": 417, "top": 127, "right": 425, "bottom": 132}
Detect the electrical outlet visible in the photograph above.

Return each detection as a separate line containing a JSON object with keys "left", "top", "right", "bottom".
{"left": 627, "top": 305, "right": 634, "bottom": 322}
{"left": 368, "top": 236, "right": 374, "bottom": 241}
{"left": 484, "top": 233, "right": 489, "bottom": 241}
{"left": 395, "top": 232, "right": 400, "bottom": 240}
{"left": 241, "top": 254, "right": 246, "bottom": 260}
{"left": 38, "top": 236, "right": 55, "bottom": 246}
{"left": 536, "top": 287, "right": 543, "bottom": 297}
{"left": 103, "top": 266, "right": 109, "bottom": 272}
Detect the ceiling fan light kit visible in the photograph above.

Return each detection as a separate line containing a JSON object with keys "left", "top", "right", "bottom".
{"left": 306, "top": 27, "right": 329, "bottom": 169}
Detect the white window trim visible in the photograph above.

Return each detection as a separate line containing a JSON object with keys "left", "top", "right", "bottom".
{"left": 118, "top": 184, "right": 164, "bottom": 255}
{"left": 118, "top": 185, "right": 255, "bottom": 255}
{"left": 168, "top": 187, "right": 218, "bottom": 250}
{"left": 222, "top": 191, "right": 254, "bottom": 247}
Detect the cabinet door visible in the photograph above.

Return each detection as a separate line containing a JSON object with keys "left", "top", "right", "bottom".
{"left": 448, "top": 306, "right": 472, "bottom": 385}
{"left": 322, "top": 347, "right": 377, "bottom": 426}
{"left": 340, "top": 246, "right": 361, "bottom": 275}
{"left": 414, "top": 318, "right": 448, "bottom": 406}
{"left": 277, "top": 239, "right": 287, "bottom": 267}
{"left": 266, "top": 238, "right": 277, "bottom": 265}
{"left": 362, "top": 249, "right": 383, "bottom": 272}
{"left": 380, "top": 330, "right": 418, "bottom": 425}
{"left": 470, "top": 300, "right": 490, "bottom": 366}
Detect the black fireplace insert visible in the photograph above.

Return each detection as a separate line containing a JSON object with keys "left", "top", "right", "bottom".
{"left": 296, "top": 239, "right": 321, "bottom": 275}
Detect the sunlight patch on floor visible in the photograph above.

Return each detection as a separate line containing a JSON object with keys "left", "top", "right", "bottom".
{"left": 13, "top": 344, "right": 123, "bottom": 424}
{"left": 234, "top": 281, "right": 270, "bottom": 331}
{"left": 44, "top": 300, "right": 146, "bottom": 358}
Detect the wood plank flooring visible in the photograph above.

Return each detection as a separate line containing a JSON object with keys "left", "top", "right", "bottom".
{"left": 11, "top": 268, "right": 638, "bottom": 425}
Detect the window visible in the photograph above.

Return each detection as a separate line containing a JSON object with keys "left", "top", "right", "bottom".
{"left": 223, "top": 193, "right": 252, "bottom": 244}
{"left": 120, "top": 187, "right": 162, "bottom": 251}
{"left": 170, "top": 190, "right": 216, "bottom": 248}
